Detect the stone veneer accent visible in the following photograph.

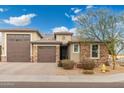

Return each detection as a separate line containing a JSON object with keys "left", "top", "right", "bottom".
{"left": 80, "top": 43, "right": 109, "bottom": 64}
{"left": 32, "top": 45, "right": 38, "bottom": 62}
{"left": 56, "top": 45, "right": 60, "bottom": 63}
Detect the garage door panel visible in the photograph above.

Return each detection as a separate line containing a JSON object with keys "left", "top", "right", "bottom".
{"left": 37, "top": 46, "right": 56, "bottom": 62}
{"left": 7, "top": 34, "right": 30, "bottom": 62}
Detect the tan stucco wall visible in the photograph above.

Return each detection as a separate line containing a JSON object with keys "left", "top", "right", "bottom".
{"left": 68, "top": 43, "right": 80, "bottom": 63}
{"left": 56, "top": 35, "right": 72, "bottom": 43}
{"left": 32, "top": 44, "right": 60, "bottom": 63}
{"left": 1, "top": 31, "right": 42, "bottom": 62}
{"left": 31, "top": 32, "right": 41, "bottom": 41}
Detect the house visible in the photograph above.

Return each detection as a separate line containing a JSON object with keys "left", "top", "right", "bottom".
{"left": 0, "top": 29, "right": 109, "bottom": 63}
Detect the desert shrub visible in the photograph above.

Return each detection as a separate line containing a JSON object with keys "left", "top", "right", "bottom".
{"left": 61, "top": 59, "right": 75, "bottom": 69}
{"left": 81, "top": 60, "right": 96, "bottom": 74}
{"left": 82, "top": 60, "right": 96, "bottom": 70}
{"left": 82, "top": 60, "right": 96, "bottom": 74}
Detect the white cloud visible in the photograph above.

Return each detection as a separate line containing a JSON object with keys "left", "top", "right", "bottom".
{"left": 0, "top": 8, "right": 7, "bottom": 12}
{"left": 71, "top": 7, "right": 82, "bottom": 14}
{"left": 86, "top": 5, "right": 94, "bottom": 9}
{"left": 3, "top": 13, "right": 36, "bottom": 26}
{"left": 74, "top": 8, "right": 82, "bottom": 14}
{"left": 52, "top": 26, "right": 69, "bottom": 32}
{"left": 71, "top": 15, "right": 78, "bottom": 22}
{"left": 71, "top": 8, "right": 75, "bottom": 11}
{"left": 52, "top": 26, "right": 77, "bottom": 35}
{"left": 70, "top": 27, "right": 76, "bottom": 32}
{"left": 69, "top": 27, "right": 77, "bottom": 35}
{"left": 65, "top": 12, "right": 70, "bottom": 18}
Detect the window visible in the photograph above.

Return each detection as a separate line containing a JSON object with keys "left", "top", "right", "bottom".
{"left": 73, "top": 44, "right": 79, "bottom": 53}
{"left": 91, "top": 44, "right": 100, "bottom": 59}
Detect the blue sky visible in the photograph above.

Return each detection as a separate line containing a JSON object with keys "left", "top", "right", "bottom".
{"left": 0, "top": 5, "right": 124, "bottom": 33}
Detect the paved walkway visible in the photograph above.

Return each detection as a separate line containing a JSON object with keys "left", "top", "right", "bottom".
{"left": 0, "top": 63, "right": 124, "bottom": 82}
{"left": 0, "top": 73, "right": 124, "bottom": 82}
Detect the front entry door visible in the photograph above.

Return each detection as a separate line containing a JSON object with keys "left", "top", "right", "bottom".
{"left": 60, "top": 46, "right": 68, "bottom": 60}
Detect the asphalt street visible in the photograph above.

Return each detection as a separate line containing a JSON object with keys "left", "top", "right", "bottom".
{"left": 0, "top": 82, "right": 124, "bottom": 88}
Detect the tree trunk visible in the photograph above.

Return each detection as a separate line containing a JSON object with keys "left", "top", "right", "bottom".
{"left": 112, "top": 55, "right": 116, "bottom": 70}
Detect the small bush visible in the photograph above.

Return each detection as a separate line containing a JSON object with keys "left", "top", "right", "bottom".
{"left": 62, "top": 60, "right": 75, "bottom": 69}
{"left": 81, "top": 60, "right": 96, "bottom": 74}
{"left": 82, "top": 60, "right": 96, "bottom": 70}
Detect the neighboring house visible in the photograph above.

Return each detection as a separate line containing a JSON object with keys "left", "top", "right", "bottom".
{"left": 116, "top": 55, "right": 124, "bottom": 59}
{"left": 0, "top": 29, "right": 109, "bottom": 63}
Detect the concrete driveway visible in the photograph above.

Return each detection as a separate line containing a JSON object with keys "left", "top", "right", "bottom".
{"left": 0, "top": 62, "right": 57, "bottom": 75}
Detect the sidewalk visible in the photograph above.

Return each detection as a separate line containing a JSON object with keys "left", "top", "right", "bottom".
{"left": 0, "top": 73, "right": 124, "bottom": 82}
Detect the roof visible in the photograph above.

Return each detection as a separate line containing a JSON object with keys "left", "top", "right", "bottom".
{"left": 31, "top": 39, "right": 62, "bottom": 44}
{"left": 54, "top": 31, "right": 73, "bottom": 35}
{"left": 69, "top": 40, "right": 111, "bottom": 43}
{"left": 70, "top": 36, "right": 111, "bottom": 43}
{"left": 0, "top": 28, "right": 43, "bottom": 38}
{"left": 43, "top": 33, "right": 54, "bottom": 40}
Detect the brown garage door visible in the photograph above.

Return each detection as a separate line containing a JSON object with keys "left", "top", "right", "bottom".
{"left": 37, "top": 46, "right": 56, "bottom": 62}
{"left": 7, "top": 34, "right": 30, "bottom": 62}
